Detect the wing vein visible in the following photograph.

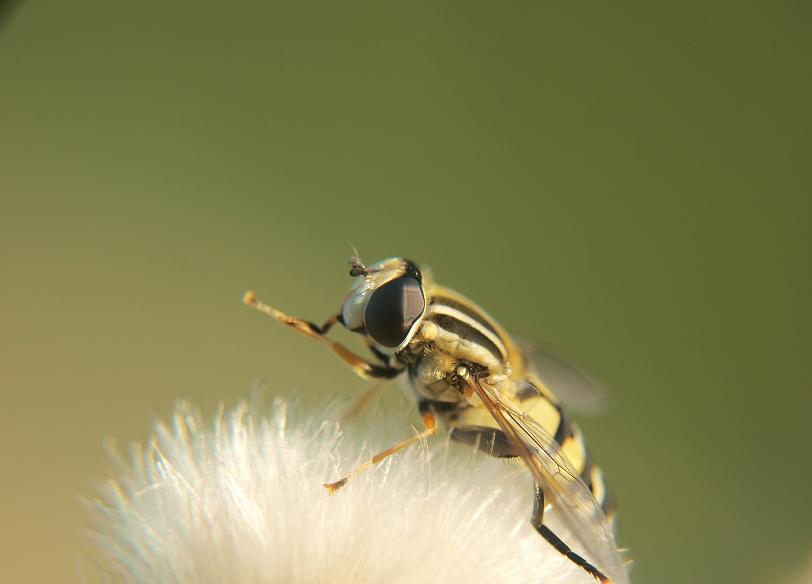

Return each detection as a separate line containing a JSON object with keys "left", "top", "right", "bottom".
{"left": 462, "top": 372, "right": 627, "bottom": 584}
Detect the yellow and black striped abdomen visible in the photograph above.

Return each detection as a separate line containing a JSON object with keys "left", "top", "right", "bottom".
{"left": 434, "top": 375, "right": 616, "bottom": 525}
{"left": 518, "top": 375, "right": 616, "bottom": 525}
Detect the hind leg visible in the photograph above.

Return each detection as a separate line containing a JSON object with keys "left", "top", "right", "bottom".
{"left": 531, "top": 484, "right": 611, "bottom": 584}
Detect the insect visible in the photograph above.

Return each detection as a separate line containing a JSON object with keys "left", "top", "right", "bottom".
{"left": 244, "top": 256, "right": 627, "bottom": 583}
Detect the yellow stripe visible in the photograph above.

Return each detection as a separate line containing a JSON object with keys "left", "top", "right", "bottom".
{"left": 522, "top": 395, "right": 563, "bottom": 443}
{"left": 429, "top": 304, "right": 508, "bottom": 359}
{"left": 560, "top": 431, "right": 587, "bottom": 476}
{"left": 590, "top": 466, "right": 606, "bottom": 504}
{"left": 428, "top": 285, "right": 524, "bottom": 371}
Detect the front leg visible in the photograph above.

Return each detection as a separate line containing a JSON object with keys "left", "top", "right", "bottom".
{"left": 243, "top": 290, "right": 402, "bottom": 380}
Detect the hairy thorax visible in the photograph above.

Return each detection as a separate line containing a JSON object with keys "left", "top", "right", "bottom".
{"left": 402, "top": 321, "right": 510, "bottom": 404}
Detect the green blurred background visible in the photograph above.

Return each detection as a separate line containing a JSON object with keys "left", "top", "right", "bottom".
{"left": 1, "top": 1, "right": 810, "bottom": 582}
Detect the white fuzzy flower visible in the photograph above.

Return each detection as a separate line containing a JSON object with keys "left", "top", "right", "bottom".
{"left": 84, "top": 397, "right": 616, "bottom": 583}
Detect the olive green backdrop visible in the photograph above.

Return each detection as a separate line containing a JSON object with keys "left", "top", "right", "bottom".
{"left": 1, "top": 2, "right": 809, "bottom": 583}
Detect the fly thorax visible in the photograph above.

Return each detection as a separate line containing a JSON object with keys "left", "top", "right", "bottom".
{"left": 407, "top": 346, "right": 466, "bottom": 403}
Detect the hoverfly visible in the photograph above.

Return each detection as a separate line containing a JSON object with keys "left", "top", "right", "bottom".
{"left": 244, "top": 256, "right": 627, "bottom": 583}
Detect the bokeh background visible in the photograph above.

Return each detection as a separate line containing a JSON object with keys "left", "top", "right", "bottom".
{"left": 1, "top": 1, "right": 810, "bottom": 583}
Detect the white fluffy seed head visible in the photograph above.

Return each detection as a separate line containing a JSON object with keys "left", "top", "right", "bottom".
{"left": 83, "top": 397, "right": 613, "bottom": 584}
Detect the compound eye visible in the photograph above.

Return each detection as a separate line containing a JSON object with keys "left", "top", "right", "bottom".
{"left": 364, "top": 275, "right": 425, "bottom": 348}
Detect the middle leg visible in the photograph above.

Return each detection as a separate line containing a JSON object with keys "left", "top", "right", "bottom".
{"left": 324, "top": 402, "right": 437, "bottom": 493}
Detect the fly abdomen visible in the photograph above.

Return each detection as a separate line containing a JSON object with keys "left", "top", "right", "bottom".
{"left": 555, "top": 409, "right": 617, "bottom": 528}
{"left": 581, "top": 454, "right": 617, "bottom": 527}
{"left": 512, "top": 377, "right": 617, "bottom": 527}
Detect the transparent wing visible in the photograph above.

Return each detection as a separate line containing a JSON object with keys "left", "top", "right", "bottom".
{"left": 465, "top": 374, "right": 628, "bottom": 584}
{"left": 515, "top": 336, "right": 609, "bottom": 415}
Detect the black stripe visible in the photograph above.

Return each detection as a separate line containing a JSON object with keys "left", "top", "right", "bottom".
{"left": 553, "top": 405, "right": 574, "bottom": 446}
{"left": 430, "top": 295, "right": 503, "bottom": 343}
{"left": 580, "top": 450, "right": 594, "bottom": 490}
{"left": 430, "top": 313, "right": 505, "bottom": 363}
{"left": 515, "top": 379, "right": 540, "bottom": 402}
{"left": 600, "top": 474, "right": 616, "bottom": 516}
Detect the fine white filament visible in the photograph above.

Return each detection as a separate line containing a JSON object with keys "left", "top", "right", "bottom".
{"left": 84, "top": 397, "right": 601, "bottom": 584}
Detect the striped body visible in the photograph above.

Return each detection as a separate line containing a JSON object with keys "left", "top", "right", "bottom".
{"left": 395, "top": 285, "right": 615, "bottom": 525}
{"left": 245, "top": 255, "right": 624, "bottom": 583}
